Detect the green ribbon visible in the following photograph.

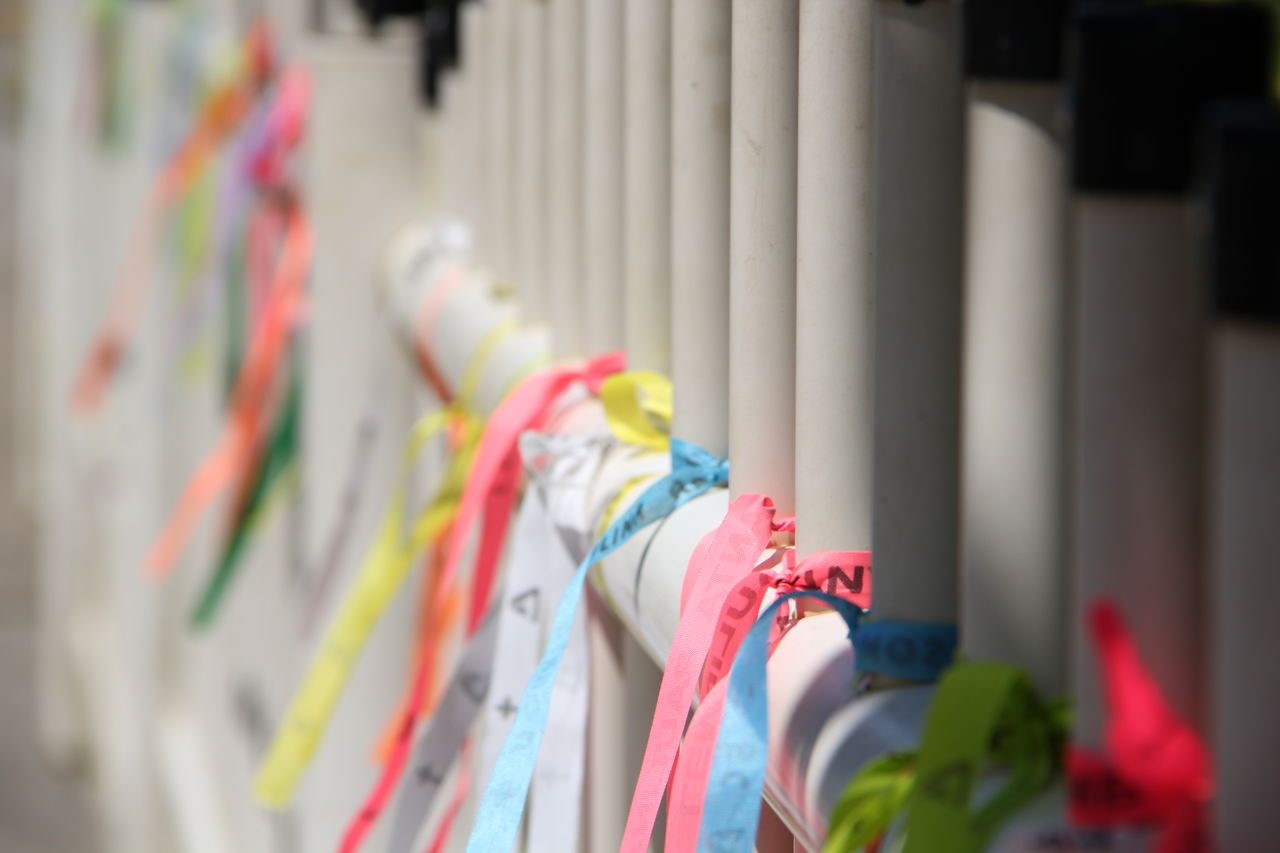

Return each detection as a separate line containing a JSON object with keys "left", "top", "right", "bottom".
{"left": 190, "top": 344, "right": 302, "bottom": 628}
{"left": 823, "top": 662, "right": 1067, "bottom": 852}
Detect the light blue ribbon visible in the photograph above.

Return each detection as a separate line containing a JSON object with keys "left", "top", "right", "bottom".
{"left": 463, "top": 438, "right": 728, "bottom": 853}
{"left": 698, "top": 592, "right": 958, "bottom": 853}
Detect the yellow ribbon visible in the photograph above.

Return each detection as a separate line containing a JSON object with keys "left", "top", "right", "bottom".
{"left": 253, "top": 407, "right": 477, "bottom": 808}
{"left": 600, "top": 371, "right": 672, "bottom": 451}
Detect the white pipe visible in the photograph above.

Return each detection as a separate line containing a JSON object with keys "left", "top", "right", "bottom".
{"left": 794, "top": 0, "right": 874, "bottom": 557}
{"left": 547, "top": 0, "right": 584, "bottom": 357}
{"left": 581, "top": 0, "right": 625, "bottom": 354}
{"left": 1210, "top": 322, "right": 1280, "bottom": 851}
{"left": 461, "top": 1, "right": 490, "bottom": 266}
{"left": 516, "top": 0, "right": 549, "bottom": 324}
{"left": 1069, "top": 198, "right": 1205, "bottom": 748}
{"left": 729, "top": 0, "right": 799, "bottom": 512}
{"left": 960, "top": 81, "right": 1068, "bottom": 695}
{"left": 870, "top": 0, "right": 964, "bottom": 625}
{"left": 669, "top": 0, "right": 731, "bottom": 456}
{"left": 623, "top": 0, "right": 672, "bottom": 374}
{"left": 486, "top": 0, "right": 514, "bottom": 283}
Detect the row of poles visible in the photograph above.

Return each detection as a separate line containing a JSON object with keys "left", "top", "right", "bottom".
{"left": 362, "top": 0, "right": 1280, "bottom": 847}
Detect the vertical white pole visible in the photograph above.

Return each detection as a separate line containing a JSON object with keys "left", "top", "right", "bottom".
{"left": 623, "top": 0, "right": 672, "bottom": 374}
{"left": 583, "top": 3, "right": 629, "bottom": 849}
{"left": 869, "top": 0, "right": 964, "bottom": 625}
{"left": 486, "top": 0, "right": 514, "bottom": 282}
{"left": 516, "top": 0, "right": 549, "bottom": 323}
{"left": 461, "top": 0, "right": 490, "bottom": 266}
{"left": 548, "top": 0, "right": 584, "bottom": 357}
{"left": 620, "top": 7, "right": 671, "bottom": 847}
{"left": 581, "top": 0, "right": 624, "bottom": 354}
{"left": 729, "top": 0, "right": 799, "bottom": 513}
{"left": 794, "top": 0, "right": 875, "bottom": 556}
{"left": 1065, "top": 3, "right": 1271, "bottom": 747}
{"left": 1070, "top": 201, "right": 1203, "bottom": 746}
{"left": 960, "top": 80, "right": 1068, "bottom": 694}
{"left": 1211, "top": 328, "right": 1280, "bottom": 850}
{"left": 670, "top": 0, "right": 731, "bottom": 456}
{"left": 1204, "top": 104, "right": 1280, "bottom": 853}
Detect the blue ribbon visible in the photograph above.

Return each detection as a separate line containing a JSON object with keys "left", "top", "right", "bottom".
{"left": 463, "top": 438, "right": 728, "bottom": 853}
{"left": 697, "top": 592, "right": 958, "bottom": 853}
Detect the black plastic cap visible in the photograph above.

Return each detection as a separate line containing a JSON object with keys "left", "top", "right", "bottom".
{"left": 964, "top": 0, "right": 1069, "bottom": 80}
{"left": 419, "top": 1, "right": 461, "bottom": 109}
{"left": 354, "top": 0, "right": 427, "bottom": 32}
{"left": 1202, "top": 102, "right": 1280, "bottom": 323}
{"left": 1070, "top": 2, "right": 1273, "bottom": 194}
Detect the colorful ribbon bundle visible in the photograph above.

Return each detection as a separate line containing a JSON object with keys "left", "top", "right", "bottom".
{"left": 72, "top": 17, "right": 277, "bottom": 415}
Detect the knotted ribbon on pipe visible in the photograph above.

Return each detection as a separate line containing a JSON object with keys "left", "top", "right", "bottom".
{"left": 1068, "top": 600, "right": 1212, "bottom": 852}
{"left": 659, "top": 542, "right": 874, "bottom": 853}
{"left": 694, "top": 595, "right": 957, "bottom": 852}
{"left": 899, "top": 663, "right": 1063, "bottom": 853}
{"left": 334, "top": 354, "right": 628, "bottom": 852}
{"left": 72, "top": 19, "right": 276, "bottom": 414}
{"left": 622, "top": 497, "right": 873, "bottom": 853}
{"left": 600, "top": 370, "right": 673, "bottom": 451}
{"left": 462, "top": 437, "right": 729, "bottom": 853}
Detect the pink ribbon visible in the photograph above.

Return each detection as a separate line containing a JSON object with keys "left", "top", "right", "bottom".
{"left": 663, "top": 548, "right": 872, "bottom": 853}
{"left": 620, "top": 494, "right": 873, "bottom": 853}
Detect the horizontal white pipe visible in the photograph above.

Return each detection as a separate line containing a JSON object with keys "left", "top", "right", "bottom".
{"left": 381, "top": 238, "right": 936, "bottom": 850}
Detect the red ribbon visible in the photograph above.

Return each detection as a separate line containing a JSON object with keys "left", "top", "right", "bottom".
{"left": 1068, "top": 600, "right": 1213, "bottom": 852}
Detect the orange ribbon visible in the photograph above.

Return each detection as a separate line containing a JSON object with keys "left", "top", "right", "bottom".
{"left": 146, "top": 201, "right": 311, "bottom": 579}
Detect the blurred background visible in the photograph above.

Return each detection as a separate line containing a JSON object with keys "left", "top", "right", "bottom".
{"left": 0, "top": 2, "right": 100, "bottom": 851}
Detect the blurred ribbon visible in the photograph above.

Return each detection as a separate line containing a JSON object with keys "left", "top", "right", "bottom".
{"left": 72, "top": 19, "right": 277, "bottom": 414}
{"left": 334, "top": 354, "right": 627, "bottom": 852}
{"left": 900, "top": 662, "right": 1063, "bottom": 853}
{"left": 1068, "top": 600, "right": 1212, "bottom": 852}
{"left": 252, "top": 407, "right": 475, "bottom": 808}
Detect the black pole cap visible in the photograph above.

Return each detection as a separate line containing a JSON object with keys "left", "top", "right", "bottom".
{"left": 1070, "top": 2, "right": 1274, "bottom": 194}
{"left": 964, "top": 0, "right": 1070, "bottom": 81}
{"left": 353, "top": 0, "right": 428, "bottom": 32}
{"left": 1201, "top": 101, "right": 1280, "bottom": 323}
{"left": 419, "top": 0, "right": 461, "bottom": 109}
